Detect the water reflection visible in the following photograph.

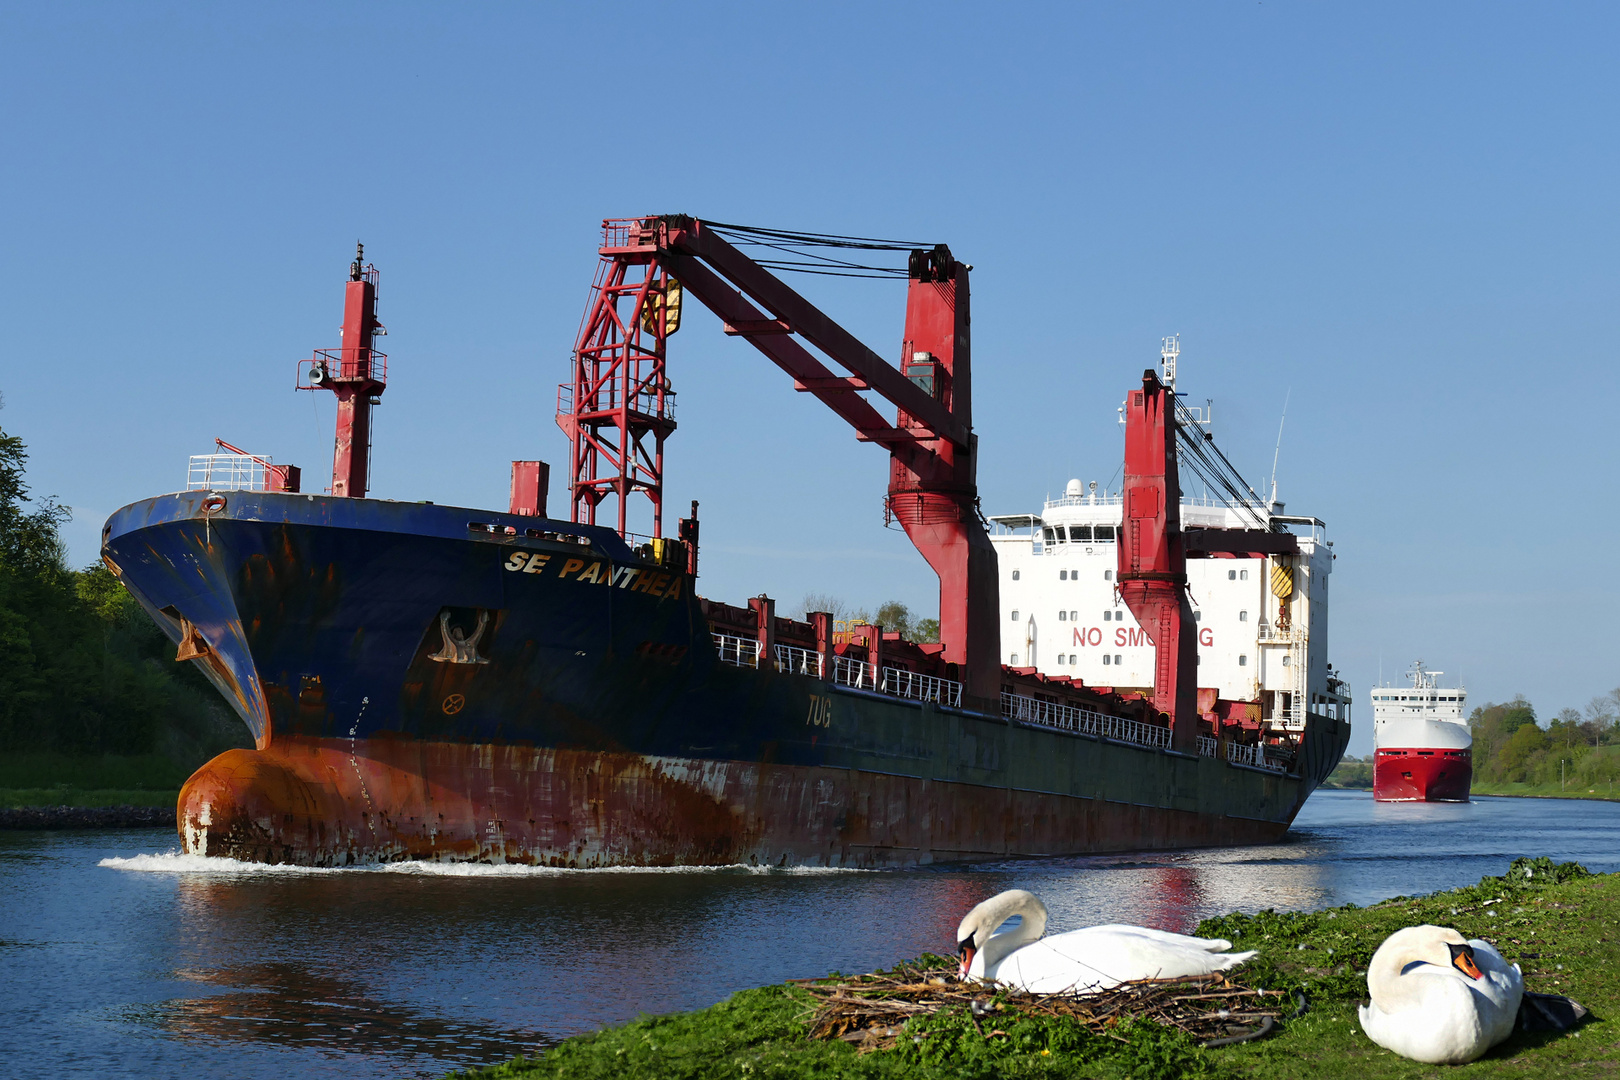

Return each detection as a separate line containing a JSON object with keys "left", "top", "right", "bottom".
{"left": 131, "top": 962, "right": 549, "bottom": 1063}
{"left": 5, "top": 792, "right": 1620, "bottom": 1080}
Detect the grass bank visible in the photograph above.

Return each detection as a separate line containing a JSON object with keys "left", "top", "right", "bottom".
{"left": 1472, "top": 781, "right": 1620, "bottom": 802}
{"left": 0, "top": 752, "right": 185, "bottom": 809}
{"left": 449, "top": 858, "right": 1618, "bottom": 1079}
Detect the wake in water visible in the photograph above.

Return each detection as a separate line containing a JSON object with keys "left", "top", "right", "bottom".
{"left": 98, "top": 851, "right": 874, "bottom": 876}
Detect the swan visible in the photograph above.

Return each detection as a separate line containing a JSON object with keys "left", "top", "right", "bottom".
{"left": 1358, "top": 924, "right": 1523, "bottom": 1064}
{"left": 954, "top": 889, "right": 1257, "bottom": 995}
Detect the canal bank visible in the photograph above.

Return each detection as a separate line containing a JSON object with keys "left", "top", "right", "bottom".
{"left": 448, "top": 859, "right": 1616, "bottom": 1079}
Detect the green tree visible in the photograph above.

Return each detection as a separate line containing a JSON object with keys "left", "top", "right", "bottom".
{"left": 1469, "top": 697, "right": 1538, "bottom": 782}
{"left": 0, "top": 413, "right": 246, "bottom": 764}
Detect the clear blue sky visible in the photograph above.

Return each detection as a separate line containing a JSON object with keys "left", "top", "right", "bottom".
{"left": 3, "top": 3, "right": 1616, "bottom": 754}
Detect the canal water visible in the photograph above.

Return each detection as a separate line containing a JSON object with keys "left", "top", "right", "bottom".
{"left": 4, "top": 791, "right": 1618, "bottom": 1079}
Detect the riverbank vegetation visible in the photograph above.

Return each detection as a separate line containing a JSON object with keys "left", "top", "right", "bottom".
{"left": 1322, "top": 756, "right": 1372, "bottom": 789}
{"left": 0, "top": 414, "right": 246, "bottom": 808}
{"left": 449, "top": 858, "right": 1616, "bottom": 1079}
{"left": 1469, "top": 695, "right": 1620, "bottom": 799}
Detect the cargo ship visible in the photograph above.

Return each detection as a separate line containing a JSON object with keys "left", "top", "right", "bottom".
{"left": 1371, "top": 662, "right": 1471, "bottom": 802}
{"left": 101, "top": 218, "right": 1350, "bottom": 867}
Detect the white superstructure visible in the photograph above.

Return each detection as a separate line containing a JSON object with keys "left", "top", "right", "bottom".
{"left": 988, "top": 338, "right": 1350, "bottom": 732}
{"left": 1371, "top": 662, "right": 1470, "bottom": 751}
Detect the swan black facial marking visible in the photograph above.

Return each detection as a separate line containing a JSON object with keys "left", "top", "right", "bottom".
{"left": 1447, "top": 941, "right": 1483, "bottom": 979}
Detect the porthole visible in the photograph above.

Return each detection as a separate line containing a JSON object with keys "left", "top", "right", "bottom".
{"left": 1010, "top": 610, "right": 1019, "bottom": 621}
{"left": 1238, "top": 654, "right": 1248, "bottom": 666}
{"left": 1193, "top": 611, "right": 1202, "bottom": 622}
{"left": 1011, "top": 654, "right": 1019, "bottom": 665}
{"left": 1059, "top": 611, "right": 1067, "bottom": 621}
{"left": 1114, "top": 654, "right": 1122, "bottom": 665}
{"left": 1228, "top": 569, "right": 1236, "bottom": 580}
{"left": 1282, "top": 655, "right": 1291, "bottom": 667}
{"left": 1104, "top": 570, "right": 1113, "bottom": 581}
{"left": 1070, "top": 610, "right": 1077, "bottom": 621}
{"left": 1103, "top": 654, "right": 1111, "bottom": 666}
{"left": 1011, "top": 570, "right": 1020, "bottom": 581}
{"left": 1239, "top": 610, "right": 1248, "bottom": 622}
{"left": 1060, "top": 569, "right": 1068, "bottom": 580}
{"left": 1240, "top": 569, "right": 1249, "bottom": 581}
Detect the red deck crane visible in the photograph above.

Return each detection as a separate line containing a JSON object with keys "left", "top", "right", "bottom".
{"left": 1119, "top": 369, "right": 1300, "bottom": 747}
{"left": 557, "top": 217, "right": 999, "bottom": 705}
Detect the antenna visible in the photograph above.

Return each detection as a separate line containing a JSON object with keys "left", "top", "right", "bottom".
{"left": 1269, "top": 388, "right": 1291, "bottom": 506}
{"left": 1160, "top": 334, "right": 1180, "bottom": 390}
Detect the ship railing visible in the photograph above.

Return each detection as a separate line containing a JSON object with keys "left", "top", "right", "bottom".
{"left": 1001, "top": 692, "right": 1170, "bottom": 750}
{"left": 882, "top": 667, "right": 963, "bottom": 708}
{"left": 774, "top": 644, "right": 823, "bottom": 677}
{"left": 833, "top": 656, "right": 878, "bottom": 692}
{"left": 713, "top": 633, "right": 760, "bottom": 668}
{"left": 186, "top": 454, "right": 267, "bottom": 492}
{"left": 1196, "top": 735, "right": 1287, "bottom": 772}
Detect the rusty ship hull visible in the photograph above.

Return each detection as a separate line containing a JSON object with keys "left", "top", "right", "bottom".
{"left": 104, "top": 489, "right": 1349, "bottom": 867}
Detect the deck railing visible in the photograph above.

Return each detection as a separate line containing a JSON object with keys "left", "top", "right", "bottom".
{"left": 712, "top": 633, "right": 760, "bottom": 668}
{"left": 1001, "top": 692, "right": 1170, "bottom": 750}
{"left": 833, "top": 655, "right": 878, "bottom": 691}
{"left": 882, "top": 667, "right": 963, "bottom": 708}
{"left": 774, "top": 644, "right": 823, "bottom": 677}
{"left": 1197, "top": 735, "right": 1286, "bottom": 771}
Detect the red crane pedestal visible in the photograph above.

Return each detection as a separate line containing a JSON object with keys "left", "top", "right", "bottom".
{"left": 1118, "top": 369, "right": 1199, "bottom": 752}
{"left": 299, "top": 244, "right": 387, "bottom": 498}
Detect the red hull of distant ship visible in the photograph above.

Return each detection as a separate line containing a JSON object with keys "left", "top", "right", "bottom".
{"left": 1374, "top": 749, "right": 1472, "bottom": 802}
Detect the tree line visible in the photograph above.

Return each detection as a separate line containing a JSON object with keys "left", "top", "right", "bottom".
{"left": 1470, "top": 691, "right": 1620, "bottom": 790}
{"left": 799, "top": 593, "right": 940, "bottom": 644}
{"left": 0, "top": 412, "right": 245, "bottom": 765}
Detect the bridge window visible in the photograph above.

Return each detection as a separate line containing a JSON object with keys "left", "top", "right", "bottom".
{"left": 1071, "top": 526, "right": 1092, "bottom": 541}
{"left": 1095, "top": 526, "right": 1115, "bottom": 541}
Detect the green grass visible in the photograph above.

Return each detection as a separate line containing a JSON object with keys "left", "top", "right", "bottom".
{"left": 0, "top": 751, "right": 192, "bottom": 790}
{"left": 0, "top": 752, "right": 187, "bottom": 808}
{"left": 447, "top": 858, "right": 1620, "bottom": 1079}
{"left": 1472, "top": 780, "right": 1620, "bottom": 802}
{"left": 0, "top": 787, "right": 177, "bottom": 808}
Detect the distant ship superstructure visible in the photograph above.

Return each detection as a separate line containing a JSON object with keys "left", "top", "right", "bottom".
{"left": 1371, "top": 662, "right": 1471, "bottom": 802}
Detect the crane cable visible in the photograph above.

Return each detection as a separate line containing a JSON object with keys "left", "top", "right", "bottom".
{"left": 700, "top": 220, "right": 936, "bottom": 278}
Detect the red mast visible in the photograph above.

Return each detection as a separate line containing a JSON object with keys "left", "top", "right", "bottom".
{"left": 300, "top": 244, "right": 388, "bottom": 497}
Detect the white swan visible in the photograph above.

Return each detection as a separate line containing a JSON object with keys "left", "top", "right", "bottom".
{"left": 955, "top": 889, "right": 1257, "bottom": 995}
{"left": 1358, "top": 924, "right": 1523, "bottom": 1064}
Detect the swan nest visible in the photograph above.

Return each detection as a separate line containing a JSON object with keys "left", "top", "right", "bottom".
{"left": 795, "top": 963, "right": 1294, "bottom": 1054}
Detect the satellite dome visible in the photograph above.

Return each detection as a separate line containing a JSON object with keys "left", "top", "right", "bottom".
{"left": 1064, "top": 478, "right": 1083, "bottom": 498}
